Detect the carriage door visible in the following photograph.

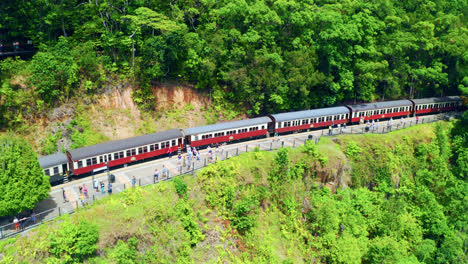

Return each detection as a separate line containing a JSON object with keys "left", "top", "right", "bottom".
{"left": 66, "top": 151, "right": 75, "bottom": 175}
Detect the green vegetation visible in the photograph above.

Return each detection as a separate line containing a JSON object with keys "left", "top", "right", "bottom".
{"left": 0, "top": 135, "right": 51, "bottom": 216}
{"left": 1, "top": 0, "right": 467, "bottom": 130}
{"left": 1, "top": 122, "right": 466, "bottom": 263}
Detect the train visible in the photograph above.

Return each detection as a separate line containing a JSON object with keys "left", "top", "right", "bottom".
{"left": 39, "top": 96, "right": 465, "bottom": 185}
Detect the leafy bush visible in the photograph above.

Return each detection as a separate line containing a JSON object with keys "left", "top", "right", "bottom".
{"left": 345, "top": 141, "right": 362, "bottom": 157}
{"left": 111, "top": 237, "right": 138, "bottom": 264}
{"left": 175, "top": 199, "right": 204, "bottom": 246}
{"left": 231, "top": 197, "right": 258, "bottom": 234}
{"left": 173, "top": 178, "right": 188, "bottom": 197}
{"left": 49, "top": 220, "right": 98, "bottom": 263}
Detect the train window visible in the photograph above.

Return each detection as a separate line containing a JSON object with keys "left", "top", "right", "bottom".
{"left": 126, "top": 150, "right": 131, "bottom": 156}
{"left": 143, "top": 146, "right": 148, "bottom": 153}
{"left": 86, "top": 159, "right": 92, "bottom": 166}
{"left": 150, "top": 144, "right": 155, "bottom": 151}
{"left": 99, "top": 156, "right": 103, "bottom": 163}
{"left": 131, "top": 149, "right": 136, "bottom": 156}
{"left": 138, "top": 147, "right": 143, "bottom": 154}
{"left": 172, "top": 140, "right": 176, "bottom": 146}
{"left": 155, "top": 143, "right": 159, "bottom": 150}
{"left": 108, "top": 154, "right": 112, "bottom": 161}
{"left": 44, "top": 169, "right": 50, "bottom": 176}
{"left": 92, "top": 157, "right": 97, "bottom": 164}
{"left": 261, "top": 126, "right": 265, "bottom": 129}
{"left": 78, "top": 160, "right": 83, "bottom": 168}
{"left": 119, "top": 152, "right": 124, "bottom": 159}
{"left": 53, "top": 167, "right": 59, "bottom": 175}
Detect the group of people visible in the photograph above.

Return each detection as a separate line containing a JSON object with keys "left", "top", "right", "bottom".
{"left": 12, "top": 211, "right": 37, "bottom": 231}
{"left": 94, "top": 180, "right": 112, "bottom": 196}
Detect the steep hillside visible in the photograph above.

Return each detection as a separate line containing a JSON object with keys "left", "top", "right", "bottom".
{"left": 1, "top": 82, "right": 244, "bottom": 155}
{"left": 1, "top": 122, "right": 466, "bottom": 263}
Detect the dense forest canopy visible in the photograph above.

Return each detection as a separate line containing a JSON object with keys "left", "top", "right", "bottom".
{"left": 0, "top": 0, "right": 467, "bottom": 126}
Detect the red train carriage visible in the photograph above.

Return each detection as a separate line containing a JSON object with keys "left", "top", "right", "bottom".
{"left": 67, "top": 129, "right": 184, "bottom": 175}
{"left": 411, "top": 96, "right": 464, "bottom": 115}
{"left": 270, "top": 106, "right": 350, "bottom": 134}
{"left": 347, "top": 100, "right": 413, "bottom": 123}
{"left": 183, "top": 117, "right": 271, "bottom": 148}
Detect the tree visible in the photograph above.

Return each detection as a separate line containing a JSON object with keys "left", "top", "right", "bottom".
{"left": 29, "top": 37, "right": 78, "bottom": 104}
{"left": 0, "top": 135, "right": 50, "bottom": 216}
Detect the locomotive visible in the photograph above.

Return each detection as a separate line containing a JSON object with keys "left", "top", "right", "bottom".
{"left": 39, "top": 96, "right": 464, "bottom": 185}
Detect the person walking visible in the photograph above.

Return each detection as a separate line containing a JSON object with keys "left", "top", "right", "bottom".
{"left": 13, "top": 217, "right": 19, "bottom": 231}
{"left": 100, "top": 181, "right": 105, "bottom": 195}
{"left": 31, "top": 211, "right": 37, "bottom": 224}
{"left": 416, "top": 116, "right": 419, "bottom": 124}
{"left": 83, "top": 184, "right": 88, "bottom": 199}
{"left": 94, "top": 179, "right": 99, "bottom": 192}
{"left": 19, "top": 217, "right": 27, "bottom": 230}
{"left": 108, "top": 183, "right": 113, "bottom": 195}
{"left": 162, "top": 165, "right": 167, "bottom": 179}
{"left": 196, "top": 151, "right": 200, "bottom": 161}
{"left": 328, "top": 125, "right": 332, "bottom": 136}
{"left": 80, "top": 193, "right": 85, "bottom": 207}
{"left": 132, "top": 176, "right": 136, "bottom": 187}
{"left": 154, "top": 168, "right": 159, "bottom": 182}
{"left": 168, "top": 148, "right": 172, "bottom": 159}
{"left": 62, "top": 188, "right": 67, "bottom": 203}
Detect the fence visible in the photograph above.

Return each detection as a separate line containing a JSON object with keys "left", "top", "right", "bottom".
{"left": 0, "top": 112, "right": 458, "bottom": 240}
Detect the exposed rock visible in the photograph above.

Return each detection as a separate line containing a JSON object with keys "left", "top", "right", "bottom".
{"left": 48, "top": 104, "right": 75, "bottom": 121}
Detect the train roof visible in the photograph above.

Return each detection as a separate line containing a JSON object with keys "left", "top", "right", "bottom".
{"left": 183, "top": 117, "right": 272, "bottom": 136}
{"left": 38, "top": 152, "right": 68, "bottom": 169}
{"left": 69, "top": 129, "right": 183, "bottom": 160}
{"left": 347, "top": 100, "right": 412, "bottom": 112}
{"left": 270, "top": 106, "right": 349, "bottom": 122}
{"left": 411, "top": 96, "right": 463, "bottom": 104}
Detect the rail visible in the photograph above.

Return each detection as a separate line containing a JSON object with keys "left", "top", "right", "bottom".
{"left": 0, "top": 112, "right": 460, "bottom": 240}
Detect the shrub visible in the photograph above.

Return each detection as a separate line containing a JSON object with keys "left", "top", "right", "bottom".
{"left": 111, "top": 237, "right": 138, "bottom": 264}
{"left": 175, "top": 200, "right": 205, "bottom": 246}
{"left": 345, "top": 141, "right": 362, "bottom": 157}
{"left": 49, "top": 220, "right": 99, "bottom": 263}
{"left": 174, "top": 178, "right": 188, "bottom": 197}
{"left": 231, "top": 197, "right": 258, "bottom": 234}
